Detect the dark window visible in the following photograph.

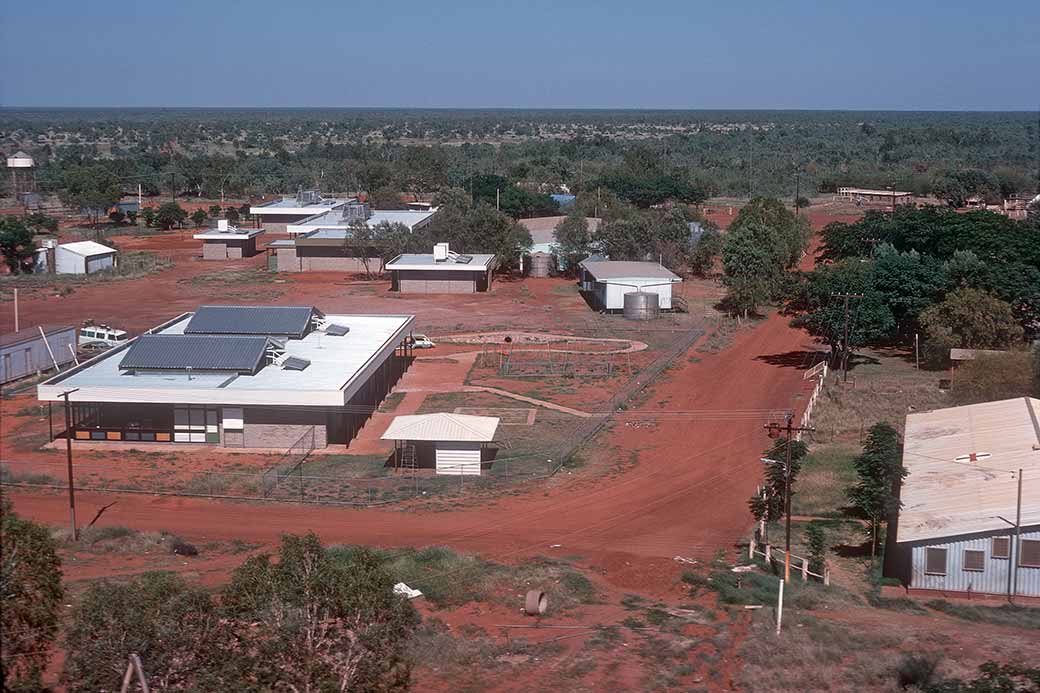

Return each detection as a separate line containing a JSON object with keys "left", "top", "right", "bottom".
{"left": 963, "top": 549, "right": 984, "bottom": 572}
{"left": 992, "top": 537, "right": 1010, "bottom": 559}
{"left": 1021, "top": 540, "right": 1040, "bottom": 568}
{"left": 925, "top": 548, "right": 947, "bottom": 575}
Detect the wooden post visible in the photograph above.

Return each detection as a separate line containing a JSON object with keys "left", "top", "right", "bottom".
{"left": 749, "top": 537, "right": 755, "bottom": 560}
{"left": 824, "top": 566, "right": 830, "bottom": 587}
{"left": 801, "top": 557, "right": 809, "bottom": 582}
{"left": 765, "top": 544, "right": 772, "bottom": 564}
{"left": 775, "top": 580, "right": 784, "bottom": 636}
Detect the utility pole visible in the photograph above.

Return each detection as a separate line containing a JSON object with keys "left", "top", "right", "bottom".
{"left": 997, "top": 469, "right": 1024, "bottom": 604}
{"left": 765, "top": 415, "right": 815, "bottom": 581}
{"left": 831, "top": 292, "right": 863, "bottom": 382}
{"left": 60, "top": 389, "right": 80, "bottom": 540}
{"left": 13, "top": 287, "right": 18, "bottom": 332}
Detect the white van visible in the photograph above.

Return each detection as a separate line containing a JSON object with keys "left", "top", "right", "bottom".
{"left": 79, "top": 325, "right": 129, "bottom": 349}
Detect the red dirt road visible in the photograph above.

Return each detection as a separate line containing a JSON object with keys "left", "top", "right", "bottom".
{"left": 7, "top": 308, "right": 815, "bottom": 589}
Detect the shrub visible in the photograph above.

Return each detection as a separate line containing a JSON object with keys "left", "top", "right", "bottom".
{"left": 170, "top": 539, "right": 199, "bottom": 556}
{"left": 896, "top": 654, "right": 940, "bottom": 689}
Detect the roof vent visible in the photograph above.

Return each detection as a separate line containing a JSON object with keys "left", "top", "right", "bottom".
{"left": 282, "top": 356, "right": 311, "bottom": 371}
{"left": 297, "top": 189, "right": 321, "bottom": 205}
{"left": 324, "top": 323, "right": 349, "bottom": 336}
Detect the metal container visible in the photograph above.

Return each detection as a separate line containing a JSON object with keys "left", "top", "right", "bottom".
{"left": 529, "top": 252, "right": 553, "bottom": 278}
{"left": 623, "top": 291, "right": 659, "bottom": 320}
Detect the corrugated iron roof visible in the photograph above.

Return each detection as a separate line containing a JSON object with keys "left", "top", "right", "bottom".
{"left": 1, "top": 325, "right": 76, "bottom": 349}
{"left": 897, "top": 397, "right": 1040, "bottom": 544}
{"left": 579, "top": 260, "right": 681, "bottom": 281}
{"left": 59, "top": 241, "right": 117, "bottom": 257}
{"left": 119, "top": 334, "right": 271, "bottom": 373}
{"left": 184, "top": 305, "right": 320, "bottom": 338}
{"left": 381, "top": 413, "right": 500, "bottom": 442}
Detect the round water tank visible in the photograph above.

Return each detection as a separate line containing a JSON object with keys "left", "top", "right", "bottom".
{"left": 529, "top": 252, "right": 553, "bottom": 278}
{"left": 623, "top": 291, "right": 660, "bottom": 320}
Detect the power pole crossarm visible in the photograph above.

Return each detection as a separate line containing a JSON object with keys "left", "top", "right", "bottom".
{"left": 765, "top": 416, "right": 815, "bottom": 582}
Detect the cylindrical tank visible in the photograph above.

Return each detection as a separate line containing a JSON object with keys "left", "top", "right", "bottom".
{"left": 529, "top": 252, "right": 553, "bottom": 278}
{"left": 623, "top": 291, "right": 659, "bottom": 320}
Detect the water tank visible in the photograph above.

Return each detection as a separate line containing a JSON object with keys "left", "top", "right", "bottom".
{"left": 529, "top": 252, "right": 553, "bottom": 277}
{"left": 623, "top": 291, "right": 660, "bottom": 320}
{"left": 7, "top": 151, "right": 34, "bottom": 168}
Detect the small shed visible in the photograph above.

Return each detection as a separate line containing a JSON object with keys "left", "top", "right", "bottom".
{"left": 55, "top": 241, "right": 117, "bottom": 275}
{"left": 194, "top": 220, "right": 265, "bottom": 260}
{"left": 578, "top": 260, "right": 682, "bottom": 311}
{"left": 385, "top": 243, "right": 497, "bottom": 294}
{"left": 1, "top": 325, "right": 77, "bottom": 384}
{"left": 381, "top": 412, "right": 500, "bottom": 476}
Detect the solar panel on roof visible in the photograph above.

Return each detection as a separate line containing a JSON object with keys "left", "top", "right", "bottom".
{"left": 119, "top": 335, "right": 270, "bottom": 373}
{"left": 324, "top": 324, "right": 349, "bottom": 336}
{"left": 282, "top": 356, "right": 311, "bottom": 371}
{"left": 184, "top": 305, "right": 321, "bottom": 338}
{"left": 455, "top": 254, "right": 473, "bottom": 264}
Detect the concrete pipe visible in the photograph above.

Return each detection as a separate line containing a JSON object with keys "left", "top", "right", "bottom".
{"left": 524, "top": 590, "right": 548, "bottom": 616}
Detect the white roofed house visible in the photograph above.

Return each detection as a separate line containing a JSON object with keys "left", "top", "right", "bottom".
{"left": 883, "top": 397, "right": 1040, "bottom": 601}
{"left": 382, "top": 413, "right": 500, "bottom": 476}
{"left": 384, "top": 243, "right": 497, "bottom": 293}
{"left": 194, "top": 220, "right": 265, "bottom": 260}
{"left": 37, "top": 305, "right": 417, "bottom": 449}
{"left": 577, "top": 259, "right": 682, "bottom": 312}
{"left": 248, "top": 190, "right": 356, "bottom": 232}
{"left": 51, "top": 241, "right": 117, "bottom": 275}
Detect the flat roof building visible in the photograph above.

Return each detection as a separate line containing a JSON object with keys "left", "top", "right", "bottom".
{"left": 884, "top": 397, "right": 1040, "bottom": 600}
{"left": 385, "top": 243, "right": 497, "bottom": 293}
{"left": 37, "top": 305, "right": 416, "bottom": 449}
{"left": 248, "top": 191, "right": 356, "bottom": 231}
{"left": 837, "top": 187, "right": 914, "bottom": 206}
{"left": 286, "top": 207, "right": 437, "bottom": 236}
{"left": 272, "top": 227, "right": 385, "bottom": 274}
{"left": 194, "top": 220, "right": 265, "bottom": 260}
{"left": 46, "top": 241, "right": 118, "bottom": 275}
{"left": 578, "top": 260, "right": 682, "bottom": 311}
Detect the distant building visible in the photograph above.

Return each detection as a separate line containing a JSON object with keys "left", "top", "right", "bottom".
{"left": 837, "top": 187, "right": 913, "bottom": 206}
{"left": 2, "top": 325, "right": 77, "bottom": 384}
{"left": 884, "top": 397, "right": 1040, "bottom": 600}
{"left": 194, "top": 220, "right": 265, "bottom": 260}
{"left": 285, "top": 204, "right": 436, "bottom": 236}
{"left": 578, "top": 260, "right": 682, "bottom": 311}
{"left": 518, "top": 216, "right": 601, "bottom": 275}
{"left": 249, "top": 190, "right": 357, "bottom": 232}
{"left": 385, "top": 243, "right": 496, "bottom": 293}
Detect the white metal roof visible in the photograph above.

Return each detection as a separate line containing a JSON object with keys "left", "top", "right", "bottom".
{"left": 193, "top": 228, "right": 265, "bottom": 240}
{"left": 838, "top": 187, "right": 913, "bottom": 196}
{"left": 381, "top": 413, "right": 500, "bottom": 442}
{"left": 58, "top": 241, "right": 117, "bottom": 257}
{"left": 579, "top": 260, "right": 681, "bottom": 282}
{"left": 897, "top": 397, "right": 1040, "bottom": 544}
{"left": 38, "top": 312, "right": 414, "bottom": 407}
{"left": 385, "top": 253, "right": 496, "bottom": 271}
{"left": 249, "top": 197, "right": 352, "bottom": 215}
{"left": 286, "top": 209, "right": 436, "bottom": 235}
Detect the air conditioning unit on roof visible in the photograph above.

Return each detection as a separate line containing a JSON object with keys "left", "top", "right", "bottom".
{"left": 433, "top": 242, "right": 449, "bottom": 261}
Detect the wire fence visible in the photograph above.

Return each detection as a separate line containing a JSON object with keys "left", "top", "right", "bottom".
{"left": 0, "top": 453, "right": 567, "bottom": 508}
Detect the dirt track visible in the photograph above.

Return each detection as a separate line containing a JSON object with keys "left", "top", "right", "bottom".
{"left": 7, "top": 307, "right": 815, "bottom": 590}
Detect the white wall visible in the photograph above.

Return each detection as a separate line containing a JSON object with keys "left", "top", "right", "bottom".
{"left": 598, "top": 280, "right": 674, "bottom": 310}
{"left": 435, "top": 442, "right": 482, "bottom": 476}
{"left": 54, "top": 247, "right": 86, "bottom": 274}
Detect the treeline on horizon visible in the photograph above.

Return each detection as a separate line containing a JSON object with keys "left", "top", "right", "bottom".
{"left": 1, "top": 109, "right": 1036, "bottom": 202}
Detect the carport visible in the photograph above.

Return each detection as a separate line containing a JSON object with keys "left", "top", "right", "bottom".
{"left": 381, "top": 412, "right": 499, "bottom": 475}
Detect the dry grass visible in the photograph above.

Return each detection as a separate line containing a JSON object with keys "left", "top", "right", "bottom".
{"left": 791, "top": 444, "right": 858, "bottom": 517}
{"left": 811, "top": 349, "right": 948, "bottom": 443}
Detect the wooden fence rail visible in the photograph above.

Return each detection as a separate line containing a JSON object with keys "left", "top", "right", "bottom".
{"left": 749, "top": 535, "right": 831, "bottom": 585}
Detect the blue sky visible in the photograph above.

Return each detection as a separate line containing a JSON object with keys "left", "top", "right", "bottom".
{"left": 1, "top": 0, "right": 1037, "bottom": 109}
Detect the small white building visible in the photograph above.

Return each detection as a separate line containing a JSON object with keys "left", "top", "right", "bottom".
{"left": 578, "top": 259, "right": 682, "bottom": 311}
{"left": 53, "top": 241, "right": 118, "bottom": 275}
{"left": 382, "top": 412, "right": 500, "bottom": 476}
{"left": 194, "top": 220, "right": 265, "bottom": 260}
{"left": 385, "top": 243, "right": 497, "bottom": 293}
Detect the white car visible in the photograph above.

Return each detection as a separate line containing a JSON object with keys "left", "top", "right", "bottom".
{"left": 408, "top": 334, "right": 436, "bottom": 349}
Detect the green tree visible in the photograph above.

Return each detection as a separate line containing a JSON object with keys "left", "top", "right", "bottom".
{"left": 59, "top": 164, "right": 122, "bottom": 226}
{"left": 846, "top": 422, "right": 906, "bottom": 557}
{"left": 919, "top": 288, "right": 1024, "bottom": 365}
{"left": 369, "top": 185, "right": 405, "bottom": 210}
{"left": 721, "top": 220, "right": 786, "bottom": 317}
{"left": 108, "top": 209, "right": 126, "bottom": 224}
{"left": 689, "top": 228, "right": 723, "bottom": 276}
{"left": 447, "top": 204, "right": 532, "bottom": 267}
{"left": 748, "top": 437, "right": 808, "bottom": 532}
{"left": 141, "top": 206, "right": 157, "bottom": 228}
{"left": 208, "top": 204, "right": 222, "bottom": 218}
{"left": 1, "top": 498, "right": 64, "bottom": 691}
{"left": 553, "top": 212, "right": 592, "bottom": 272}
{"left": 225, "top": 206, "right": 240, "bottom": 223}
{"left": 431, "top": 186, "right": 472, "bottom": 212}
{"left": 190, "top": 208, "right": 208, "bottom": 228}
{"left": 221, "top": 534, "right": 419, "bottom": 692}
{"left": 729, "top": 197, "right": 810, "bottom": 268}
{"left": 24, "top": 212, "right": 59, "bottom": 234}
{"left": 154, "top": 201, "right": 188, "bottom": 230}
{"left": 805, "top": 521, "right": 827, "bottom": 575}
{"left": 0, "top": 217, "right": 37, "bottom": 273}
{"left": 62, "top": 571, "right": 228, "bottom": 691}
